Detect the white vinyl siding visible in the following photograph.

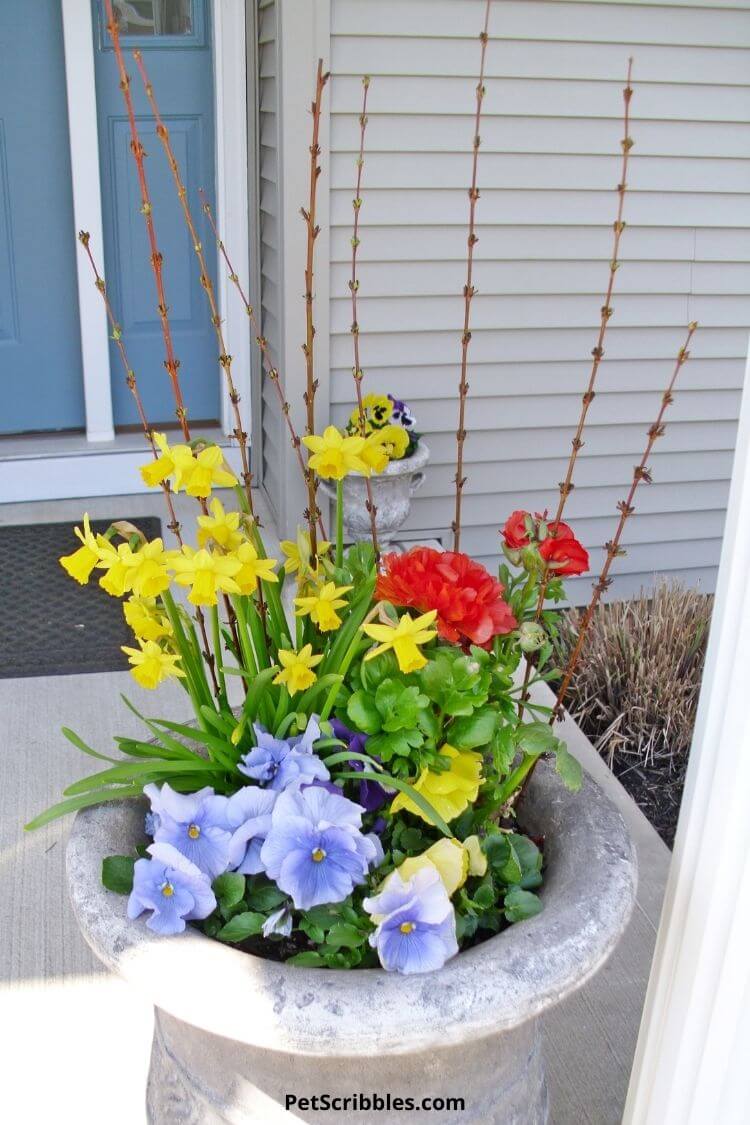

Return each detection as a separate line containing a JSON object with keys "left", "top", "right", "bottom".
{"left": 256, "top": 0, "right": 283, "bottom": 521}
{"left": 324, "top": 0, "right": 750, "bottom": 601}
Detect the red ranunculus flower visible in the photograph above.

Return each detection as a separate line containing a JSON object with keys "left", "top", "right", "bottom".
{"left": 376, "top": 547, "right": 517, "bottom": 647}
{"left": 538, "top": 533, "right": 589, "bottom": 577}
{"left": 502, "top": 510, "right": 575, "bottom": 550}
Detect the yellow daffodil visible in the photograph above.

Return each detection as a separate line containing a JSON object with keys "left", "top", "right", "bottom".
{"left": 59, "top": 513, "right": 101, "bottom": 585}
{"left": 196, "top": 498, "right": 245, "bottom": 551}
{"left": 185, "top": 445, "right": 237, "bottom": 498}
{"left": 273, "top": 644, "right": 323, "bottom": 695}
{"left": 127, "top": 538, "right": 173, "bottom": 599}
{"left": 123, "top": 596, "right": 173, "bottom": 643}
{"left": 280, "top": 529, "right": 331, "bottom": 581}
{"left": 140, "top": 432, "right": 195, "bottom": 492}
{"left": 377, "top": 424, "right": 409, "bottom": 460}
{"left": 96, "top": 540, "right": 135, "bottom": 597}
{"left": 397, "top": 838, "right": 469, "bottom": 896}
{"left": 360, "top": 430, "right": 391, "bottom": 474}
{"left": 171, "top": 546, "right": 241, "bottom": 606}
{"left": 391, "top": 745, "right": 483, "bottom": 823}
{"left": 294, "top": 581, "right": 353, "bottom": 632}
{"left": 302, "top": 426, "right": 370, "bottom": 481}
{"left": 362, "top": 609, "right": 437, "bottom": 673}
{"left": 232, "top": 541, "right": 279, "bottom": 595}
{"left": 121, "top": 639, "right": 185, "bottom": 690}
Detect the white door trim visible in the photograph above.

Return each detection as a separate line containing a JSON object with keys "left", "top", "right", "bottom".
{"left": 3, "top": 0, "right": 252, "bottom": 502}
{"left": 61, "top": 0, "right": 114, "bottom": 444}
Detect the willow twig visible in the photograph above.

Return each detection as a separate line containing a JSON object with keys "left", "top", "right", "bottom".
{"left": 103, "top": 0, "right": 190, "bottom": 441}
{"left": 349, "top": 76, "right": 380, "bottom": 560}
{"left": 301, "top": 59, "right": 330, "bottom": 565}
{"left": 132, "top": 50, "right": 256, "bottom": 526}
{"left": 452, "top": 0, "right": 492, "bottom": 553}
{"left": 551, "top": 322, "right": 697, "bottom": 722}
{"left": 199, "top": 191, "right": 327, "bottom": 544}
{"left": 517, "top": 58, "right": 635, "bottom": 718}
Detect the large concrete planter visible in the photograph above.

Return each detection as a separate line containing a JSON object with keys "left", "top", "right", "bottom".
{"left": 320, "top": 440, "right": 430, "bottom": 546}
{"left": 67, "top": 759, "right": 636, "bottom": 1124}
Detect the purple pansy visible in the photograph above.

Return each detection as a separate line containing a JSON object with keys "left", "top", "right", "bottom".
{"left": 225, "top": 786, "right": 277, "bottom": 875}
{"left": 387, "top": 394, "right": 416, "bottom": 430}
{"left": 363, "top": 867, "right": 458, "bottom": 974}
{"left": 260, "top": 784, "right": 384, "bottom": 910}
{"left": 329, "top": 719, "right": 388, "bottom": 813}
{"left": 144, "top": 782, "right": 232, "bottom": 879}
{"left": 238, "top": 716, "right": 329, "bottom": 792}
{"left": 127, "top": 842, "right": 216, "bottom": 935}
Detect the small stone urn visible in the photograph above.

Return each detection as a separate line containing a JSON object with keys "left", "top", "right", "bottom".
{"left": 67, "top": 759, "right": 636, "bottom": 1125}
{"left": 320, "top": 440, "right": 430, "bottom": 546}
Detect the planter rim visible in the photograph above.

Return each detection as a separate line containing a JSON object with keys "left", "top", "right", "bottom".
{"left": 67, "top": 760, "right": 636, "bottom": 1058}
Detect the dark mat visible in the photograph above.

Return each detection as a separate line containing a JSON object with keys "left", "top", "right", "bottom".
{"left": 0, "top": 516, "right": 162, "bottom": 679}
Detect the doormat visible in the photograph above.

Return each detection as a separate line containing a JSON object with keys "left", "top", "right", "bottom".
{"left": 0, "top": 517, "right": 162, "bottom": 679}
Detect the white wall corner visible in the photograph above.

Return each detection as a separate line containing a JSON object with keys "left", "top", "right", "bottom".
{"left": 212, "top": 0, "right": 252, "bottom": 441}
{"left": 61, "top": 0, "right": 114, "bottom": 443}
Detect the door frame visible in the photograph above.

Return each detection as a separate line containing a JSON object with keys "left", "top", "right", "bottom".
{"left": 1, "top": 0, "right": 252, "bottom": 502}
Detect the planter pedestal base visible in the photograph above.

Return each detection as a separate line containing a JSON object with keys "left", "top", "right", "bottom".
{"left": 147, "top": 1007, "right": 548, "bottom": 1124}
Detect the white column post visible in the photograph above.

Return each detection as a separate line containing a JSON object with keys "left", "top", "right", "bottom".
{"left": 624, "top": 345, "right": 750, "bottom": 1124}
{"left": 212, "top": 0, "right": 252, "bottom": 439}
{"left": 61, "top": 0, "right": 115, "bottom": 442}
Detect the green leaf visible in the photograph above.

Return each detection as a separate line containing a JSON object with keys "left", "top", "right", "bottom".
{"left": 555, "top": 742, "right": 583, "bottom": 791}
{"left": 63, "top": 757, "right": 219, "bottom": 797}
{"left": 301, "top": 905, "right": 341, "bottom": 930}
{"left": 213, "top": 872, "right": 246, "bottom": 914}
{"left": 504, "top": 886, "right": 543, "bottom": 923}
{"left": 245, "top": 884, "right": 287, "bottom": 912}
{"left": 499, "top": 838, "right": 524, "bottom": 884}
{"left": 516, "top": 722, "right": 559, "bottom": 755}
{"left": 288, "top": 951, "right": 324, "bottom": 967}
{"left": 472, "top": 882, "right": 496, "bottom": 910}
{"left": 324, "top": 923, "right": 367, "bottom": 950}
{"left": 24, "top": 786, "right": 141, "bottom": 831}
{"left": 101, "top": 855, "right": 135, "bottom": 894}
{"left": 346, "top": 690, "right": 382, "bottom": 735}
{"left": 449, "top": 706, "right": 497, "bottom": 750}
{"left": 62, "top": 727, "right": 118, "bottom": 763}
{"left": 241, "top": 666, "right": 280, "bottom": 725}
{"left": 216, "top": 911, "right": 266, "bottom": 943}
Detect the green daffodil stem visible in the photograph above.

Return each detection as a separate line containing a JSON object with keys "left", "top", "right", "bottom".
{"left": 336, "top": 479, "right": 344, "bottom": 568}
{"left": 159, "top": 591, "right": 211, "bottom": 727}
{"left": 210, "top": 604, "right": 228, "bottom": 707}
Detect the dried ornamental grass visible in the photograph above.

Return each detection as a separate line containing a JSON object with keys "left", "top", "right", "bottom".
{"left": 555, "top": 580, "right": 712, "bottom": 768}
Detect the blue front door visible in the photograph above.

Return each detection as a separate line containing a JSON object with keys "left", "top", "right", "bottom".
{"left": 93, "top": 0, "right": 219, "bottom": 429}
{"left": 0, "top": 2, "right": 84, "bottom": 434}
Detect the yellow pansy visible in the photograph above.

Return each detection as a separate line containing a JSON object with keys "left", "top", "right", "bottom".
{"left": 397, "top": 838, "right": 469, "bottom": 896}
{"left": 280, "top": 529, "right": 331, "bottom": 581}
{"left": 273, "top": 644, "right": 323, "bottom": 695}
{"left": 196, "top": 498, "right": 244, "bottom": 551}
{"left": 302, "top": 426, "right": 370, "bottom": 481}
{"left": 171, "top": 546, "right": 241, "bottom": 606}
{"left": 233, "top": 541, "right": 279, "bottom": 595}
{"left": 59, "top": 513, "right": 102, "bottom": 585}
{"left": 121, "top": 639, "right": 185, "bottom": 690}
{"left": 294, "top": 582, "right": 353, "bottom": 632}
{"left": 378, "top": 424, "right": 409, "bottom": 460}
{"left": 123, "top": 596, "right": 173, "bottom": 643}
{"left": 391, "top": 745, "right": 483, "bottom": 823}
{"left": 185, "top": 445, "right": 238, "bottom": 498}
{"left": 348, "top": 393, "right": 393, "bottom": 434}
{"left": 464, "top": 834, "right": 487, "bottom": 877}
{"left": 362, "top": 610, "right": 437, "bottom": 674}
{"left": 127, "top": 538, "right": 173, "bottom": 599}
{"left": 140, "top": 432, "right": 195, "bottom": 492}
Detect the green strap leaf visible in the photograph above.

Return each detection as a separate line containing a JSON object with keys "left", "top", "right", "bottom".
{"left": 24, "top": 786, "right": 142, "bottom": 832}
{"left": 61, "top": 727, "right": 118, "bottom": 763}
{"left": 63, "top": 758, "right": 220, "bottom": 797}
{"left": 336, "top": 770, "right": 452, "bottom": 838}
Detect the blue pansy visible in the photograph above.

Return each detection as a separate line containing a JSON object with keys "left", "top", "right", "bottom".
{"left": 144, "top": 782, "right": 231, "bottom": 879}
{"left": 127, "top": 842, "right": 217, "bottom": 935}
{"left": 260, "top": 784, "right": 383, "bottom": 910}
{"left": 364, "top": 866, "right": 458, "bottom": 974}
{"left": 262, "top": 903, "right": 293, "bottom": 938}
{"left": 238, "top": 716, "right": 329, "bottom": 792}
{"left": 225, "top": 786, "right": 277, "bottom": 875}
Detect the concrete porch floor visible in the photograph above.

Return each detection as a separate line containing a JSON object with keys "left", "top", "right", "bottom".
{"left": 0, "top": 490, "right": 671, "bottom": 1124}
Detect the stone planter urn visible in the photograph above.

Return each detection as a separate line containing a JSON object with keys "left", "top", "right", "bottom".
{"left": 320, "top": 440, "right": 430, "bottom": 546}
{"left": 66, "top": 759, "right": 636, "bottom": 1124}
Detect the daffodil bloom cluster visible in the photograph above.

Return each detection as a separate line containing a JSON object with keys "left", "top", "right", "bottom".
{"left": 140, "top": 434, "right": 237, "bottom": 498}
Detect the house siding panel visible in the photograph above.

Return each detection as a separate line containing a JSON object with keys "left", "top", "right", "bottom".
{"left": 326, "top": 0, "right": 750, "bottom": 599}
